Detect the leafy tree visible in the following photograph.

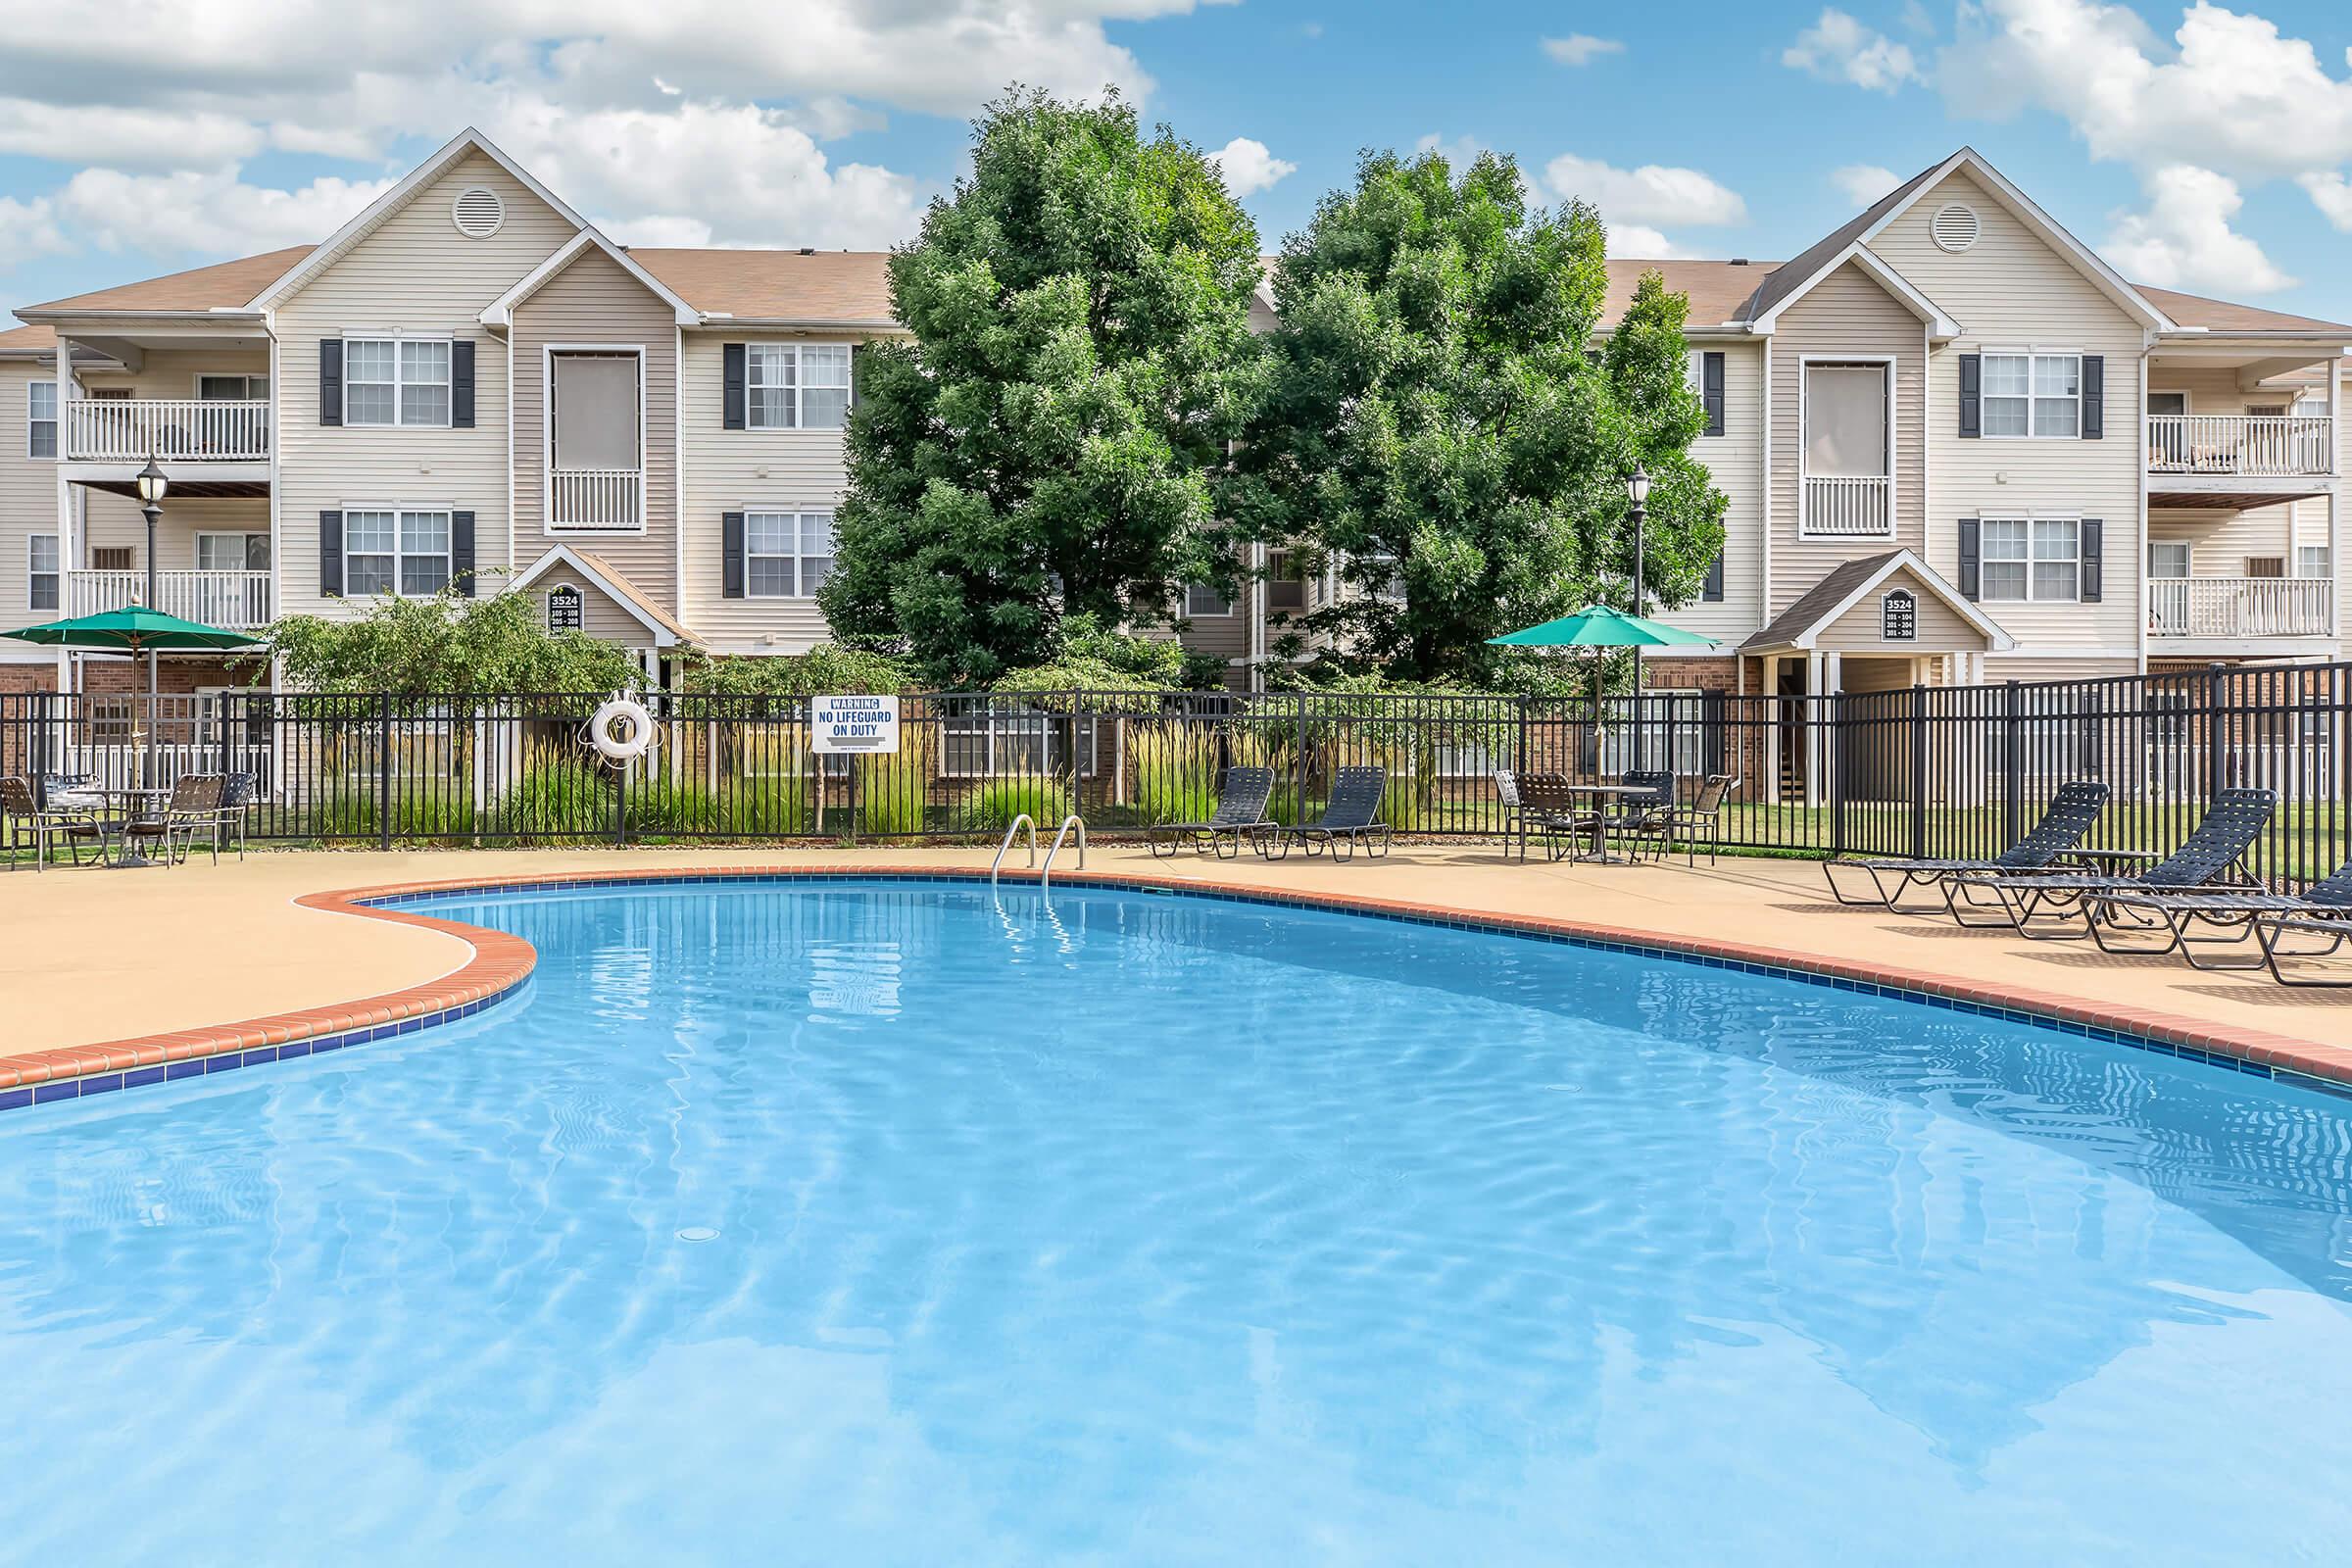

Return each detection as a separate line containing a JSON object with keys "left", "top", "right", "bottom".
{"left": 251, "top": 587, "right": 644, "bottom": 695}
{"left": 681, "top": 643, "right": 912, "bottom": 697}
{"left": 819, "top": 85, "right": 1266, "bottom": 686}
{"left": 1228, "top": 147, "right": 1726, "bottom": 686}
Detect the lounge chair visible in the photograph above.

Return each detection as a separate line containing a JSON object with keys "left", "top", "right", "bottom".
{"left": 1494, "top": 769, "right": 1594, "bottom": 861}
{"left": 1959, "top": 787, "right": 2277, "bottom": 942}
{"left": 1146, "top": 765, "right": 1274, "bottom": 859}
{"left": 2254, "top": 907, "right": 2352, "bottom": 988}
{"left": 2, "top": 774, "right": 107, "bottom": 870}
{"left": 1252, "top": 765, "right": 1391, "bottom": 862}
{"left": 1822, "top": 781, "right": 2111, "bottom": 914}
{"left": 2079, "top": 858, "right": 2352, "bottom": 969}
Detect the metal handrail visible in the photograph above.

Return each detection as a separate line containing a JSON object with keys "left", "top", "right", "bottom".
{"left": 991, "top": 813, "right": 1037, "bottom": 884}
{"left": 1041, "top": 813, "right": 1086, "bottom": 890}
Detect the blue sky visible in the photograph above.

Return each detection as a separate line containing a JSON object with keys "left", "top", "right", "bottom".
{"left": 6, "top": 1, "right": 2352, "bottom": 320}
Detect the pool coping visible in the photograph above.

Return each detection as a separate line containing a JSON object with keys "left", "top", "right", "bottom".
{"left": 4, "top": 863, "right": 2350, "bottom": 1113}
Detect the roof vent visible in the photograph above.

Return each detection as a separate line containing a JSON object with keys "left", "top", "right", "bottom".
{"left": 452, "top": 186, "right": 505, "bottom": 240}
{"left": 1931, "top": 203, "right": 1980, "bottom": 254}
{"left": 1729, "top": 257, "right": 1750, "bottom": 267}
{"left": 798, "top": 247, "right": 816, "bottom": 256}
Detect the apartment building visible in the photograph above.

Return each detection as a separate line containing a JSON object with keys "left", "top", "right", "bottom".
{"left": 2, "top": 136, "right": 2346, "bottom": 708}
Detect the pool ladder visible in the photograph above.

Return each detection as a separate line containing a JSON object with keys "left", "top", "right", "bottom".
{"left": 992, "top": 812, "right": 1086, "bottom": 889}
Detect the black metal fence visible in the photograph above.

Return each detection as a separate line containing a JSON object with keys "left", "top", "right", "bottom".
{"left": 3, "top": 662, "right": 2347, "bottom": 886}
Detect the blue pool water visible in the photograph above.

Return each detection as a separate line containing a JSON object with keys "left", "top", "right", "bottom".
{"left": 3, "top": 881, "right": 2352, "bottom": 1564}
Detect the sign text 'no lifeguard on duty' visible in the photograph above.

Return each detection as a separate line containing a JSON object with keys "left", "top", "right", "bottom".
{"left": 811, "top": 694, "right": 902, "bottom": 755}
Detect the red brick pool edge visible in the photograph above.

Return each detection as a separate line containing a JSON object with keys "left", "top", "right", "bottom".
{"left": 4, "top": 864, "right": 2349, "bottom": 1106}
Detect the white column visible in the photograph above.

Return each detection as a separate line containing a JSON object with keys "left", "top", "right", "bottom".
{"left": 1762, "top": 655, "right": 1782, "bottom": 804}
{"left": 1803, "top": 650, "right": 1825, "bottom": 809}
{"left": 1820, "top": 651, "right": 1841, "bottom": 810}
{"left": 2332, "top": 356, "right": 2344, "bottom": 641}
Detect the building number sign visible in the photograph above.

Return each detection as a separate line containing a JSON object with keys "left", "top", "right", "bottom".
{"left": 547, "top": 584, "right": 584, "bottom": 632}
{"left": 1881, "top": 588, "right": 1917, "bottom": 642}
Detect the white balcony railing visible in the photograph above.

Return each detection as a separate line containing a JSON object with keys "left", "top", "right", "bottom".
{"left": 1802, "top": 473, "right": 1893, "bottom": 536}
{"left": 66, "top": 568, "right": 273, "bottom": 629}
{"left": 2146, "top": 575, "right": 2332, "bottom": 639}
{"left": 547, "top": 467, "right": 643, "bottom": 532}
{"left": 2145, "top": 414, "right": 2334, "bottom": 478}
{"left": 66, "top": 398, "right": 270, "bottom": 462}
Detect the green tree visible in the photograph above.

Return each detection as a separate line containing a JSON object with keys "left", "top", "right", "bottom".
{"left": 251, "top": 587, "right": 645, "bottom": 695}
{"left": 819, "top": 86, "right": 1265, "bottom": 686}
{"left": 1228, "top": 147, "right": 1727, "bottom": 686}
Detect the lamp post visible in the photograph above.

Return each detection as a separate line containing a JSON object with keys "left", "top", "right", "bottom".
{"left": 133, "top": 453, "right": 170, "bottom": 789}
{"left": 1625, "top": 465, "right": 1650, "bottom": 763}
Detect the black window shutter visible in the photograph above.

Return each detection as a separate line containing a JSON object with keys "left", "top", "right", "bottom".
{"left": 1701, "top": 550, "right": 1725, "bottom": 603}
{"left": 1702, "top": 352, "right": 1725, "bottom": 437}
{"left": 451, "top": 510, "right": 476, "bottom": 597}
{"left": 1957, "top": 517, "right": 1981, "bottom": 601}
{"left": 318, "top": 339, "right": 343, "bottom": 426}
{"left": 1958, "top": 353, "right": 1981, "bottom": 439}
{"left": 2080, "top": 355, "right": 2103, "bottom": 439}
{"left": 723, "top": 344, "right": 746, "bottom": 430}
{"left": 451, "top": 341, "right": 475, "bottom": 428}
{"left": 722, "top": 511, "right": 746, "bottom": 598}
{"left": 318, "top": 511, "right": 343, "bottom": 596}
{"left": 2080, "top": 517, "right": 2103, "bottom": 602}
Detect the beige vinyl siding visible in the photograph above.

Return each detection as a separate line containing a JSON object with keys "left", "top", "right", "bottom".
{"left": 1768, "top": 262, "right": 1926, "bottom": 612}
{"left": 1872, "top": 170, "right": 2145, "bottom": 658}
{"left": 1813, "top": 567, "right": 1981, "bottom": 653}
{"left": 273, "top": 153, "right": 577, "bottom": 616}
{"left": 509, "top": 246, "right": 679, "bottom": 617}
{"left": 1983, "top": 655, "right": 2138, "bottom": 681}
{"left": 82, "top": 493, "right": 270, "bottom": 568}
{"left": 1176, "top": 590, "right": 1247, "bottom": 678}
{"left": 0, "top": 363, "right": 63, "bottom": 633}
{"left": 679, "top": 332, "right": 859, "bottom": 652}
{"left": 76, "top": 346, "right": 270, "bottom": 402}
{"left": 1673, "top": 340, "right": 1765, "bottom": 641}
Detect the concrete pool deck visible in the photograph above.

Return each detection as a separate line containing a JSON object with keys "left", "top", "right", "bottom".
{"left": 4, "top": 844, "right": 2351, "bottom": 1099}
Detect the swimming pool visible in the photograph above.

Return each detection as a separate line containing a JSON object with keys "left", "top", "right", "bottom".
{"left": 2, "top": 878, "right": 2350, "bottom": 1564}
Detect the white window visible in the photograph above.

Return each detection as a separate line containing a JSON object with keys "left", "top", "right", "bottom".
{"left": 1184, "top": 584, "right": 1232, "bottom": 616}
{"left": 1802, "top": 361, "right": 1889, "bottom": 474}
{"left": 27, "top": 534, "right": 58, "bottom": 612}
{"left": 1684, "top": 350, "right": 1704, "bottom": 397}
{"left": 342, "top": 509, "right": 451, "bottom": 597}
{"left": 1982, "top": 517, "right": 2080, "bottom": 602}
{"left": 744, "top": 510, "right": 834, "bottom": 598}
{"left": 27, "top": 380, "right": 56, "bottom": 458}
{"left": 1267, "top": 549, "right": 1306, "bottom": 613}
{"left": 746, "top": 344, "right": 852, "bottom": 430}
{"left": 1983, "top": 351, "right": 2080, "bottom": 438}
{"left": 2147, "top": 540, "right": 2190, "bottom": 578}
{"left": 940, "top": 707, "right": 1100, "bottom": 778}
{"left": 197, "top": 532, "right": 270, "bottom": 571}
{"left": 2297, "top": 544, "right": 2332, "bottom": 579}
{"left": 344, "top": 338, "right": 450, "bottom": 426}
{"left": 197, "top": 374, "right": 269, "bottom": 400}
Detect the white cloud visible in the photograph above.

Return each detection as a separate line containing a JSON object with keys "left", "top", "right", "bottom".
{"left": 2297, "top": 171, "right": 2352, "bottom": 231}
{"left": 1606, "top": 223, "right": 1701, "bottom": 260}
{"left": 1542, "top": 34, "right": 1624, "bottom": 67}
{"left": 1413, "top": 133, "right": 1488, "bottom": 169}
{"left": 1782, "top": 8, "right": 1922, "bottom": 92}
{"left": 1207, "top": 136, "right": 1296, "bottom": 198}
{"left": 1831, "top": 163, "right": 1902, "bottom": 206}
{"left": 0, "top": 195, "right": 71, "bottom": 270}
{"left": 2104, "top": 164, "right": 2295, "bottom": 293}
{"left": 48, "top": 168, "right": 395, "bottom": 258}
{"left": 1544, "top": 153, "right": 1748, "bottom": 226}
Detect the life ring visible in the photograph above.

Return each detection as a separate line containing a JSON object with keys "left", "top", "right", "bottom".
{"left": 589, "top": 696, "right": 656, "bottom": 762}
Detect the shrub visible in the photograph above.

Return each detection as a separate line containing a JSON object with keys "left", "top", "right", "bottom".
{"left": 714, "top": 770, "right": 808, "bottom": 836}
{"left": 495, "top": 760, "right": 612, "bottom": 841}
{"left": 958, "top": 774, "right": 1064, "bottom": 834}
{"left": 623, "top": 773, "right": 718, "bottom": 837}
{"left": 1129, "top": 722, "right": 1219, "bottom": 824}
{"left": 304, "top": 783, "right": 477, "bottom": 843}
{"left": 856, "top": 723, "right": 935, "bottom": 836}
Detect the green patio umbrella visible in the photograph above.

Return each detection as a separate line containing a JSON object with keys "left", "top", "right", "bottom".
{"left": 1489, "top": 605, "right": 1719, "bottom": 769}
{"left": 3, "top": 608, "right": 263, "bottom": 837}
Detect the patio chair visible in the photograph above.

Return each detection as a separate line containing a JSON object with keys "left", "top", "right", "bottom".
{"left": 1613, "top": 769, "right": 1681, "bottom": 860}
{"left": 120, "top": 773, "right": 225, "bottom": 867}
{"left": 2, "top": 774, "right": 108, "bottom": 870}
{"left": 2078, "top": 857, "right": 2352, "bottom": 969}
{"left": 1252, "top": 765, "right": 1391, "bottom": 862}
{"left": 1959, "top": 788, "right": 2277, "bottom": 942}
{"left": 1146, "top": 765, "right": 1275, "bottom": 859}
{"left": 1651, "top": 772, "right": 1740, "bottom": 866}
{"left": 202, "top": 769, "right": 259, "bottom": 862}
{"left": 1493, "top": 769, "right": 1595, "bottom": 862}
{"left": 1822, "top": 781, "right": 2112, "bottom": 915}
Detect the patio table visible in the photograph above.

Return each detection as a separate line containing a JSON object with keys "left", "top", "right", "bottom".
{"left": 1554, "top": 783, "right": 1642, "bottom": 864}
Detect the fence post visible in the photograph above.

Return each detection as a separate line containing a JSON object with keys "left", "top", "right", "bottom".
{"left": 2001, "top": 680, "right": 2024, "bottom": 848}
{"left": 2205, "top": 662, "right": 2229, "bottom": 800}
{"left": 1515, "top": 693, "right": 1528, "bottom": 776}
{"left": 376, "top": 691, "right": 393, "bottom": 851}
{"left": 1294, "top": 692, "right": 1309, "bottom": 819}
{"left": 1909, "top": 683, "right": 1929, "bottom": 860}
{"left": 1070, "top": 687, "right": 1083, "bottom": 825}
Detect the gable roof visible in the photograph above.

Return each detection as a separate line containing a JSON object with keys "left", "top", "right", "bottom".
{"left": 17, "top": 246, "right": 309, "bottom": 318}
{"left": 1601, "top": 259, "right": 1778, "bottom": 331}
{"left": 2134, "top": 284, "right": 2352, "bottom": 336}
{"left": 632, "top": 248, "right": 895, "bottom": 326}
{"left": 0, "top": 322, "right": 55, "bottom": 357}
{"left": 505, "top": 546, "right": 696, "bottom": 647}
{"left": 246, "top": 127, "right": 593, "bottom": 311}
{"left": 480, "top": 229, "right": 698, "bottom": 328}
{"left": 1740, "top": 549, "right": 2013, "bottom": 654}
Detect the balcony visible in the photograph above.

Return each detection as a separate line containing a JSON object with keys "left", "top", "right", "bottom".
{"left": 2147, "top": 414, "right": 2332, "bottom": 478}
{"left": 547, "top": 467, "right": 644, "bottom": 533}
{"left": 67, "top": 568, "right": 273, "bottom": 630}
{"left": 1802, "top": 474, "right": 1892, "bottom": 536}
{"left": 66, "top": 399, "right": 270, "bottom": 463}
{"left": 2147, "top": 575, "right": 2332, "bottom": 641}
